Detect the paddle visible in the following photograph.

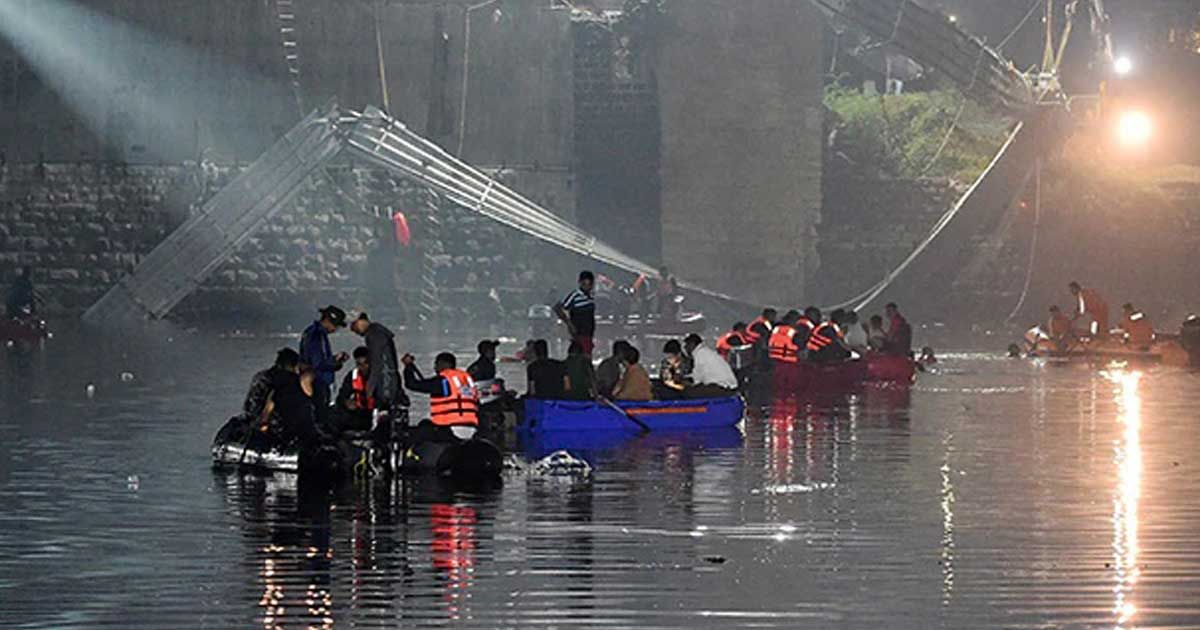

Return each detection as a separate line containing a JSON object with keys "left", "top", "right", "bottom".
{"left": 598, "top": 396, "right": 651, "bottom": 434}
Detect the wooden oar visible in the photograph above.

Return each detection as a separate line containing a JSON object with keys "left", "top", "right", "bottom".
{"left": 599, "top": 396, "right": 651, "bottom": 433}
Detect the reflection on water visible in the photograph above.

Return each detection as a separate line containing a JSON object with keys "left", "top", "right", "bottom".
{"left": 3, "top": 332, "right": 1200, "bottom": 628}
{"left": 1109, "top": 368, "right": 1142, "bottom": 628}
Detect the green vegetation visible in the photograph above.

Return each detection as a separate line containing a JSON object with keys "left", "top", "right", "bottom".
{"left": 824, "top": 85, "right": 1012, "bottom": 183}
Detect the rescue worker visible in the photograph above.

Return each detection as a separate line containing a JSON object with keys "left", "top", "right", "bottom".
{"left": 467, "top": 340, "right": 499, "bottom": 381}
{"left": 334, "top": 346, "right": 374, "bottom": 432}
{"left": 808, "top": 310, "right": 853, "bottom": 363}
{"left": 1069, "top": 281, "right": 1109, "bottom": 339}
{"left": 744, "top": 308, "right": 776, "bottom": 347}
{"left": 299, "top": 306, "right": 349, "bottom": 428}
{"left": 1047, "top": 305, "right": 1073, "bottom": 345}
{"left": 798, "top": 307, "right": 822, "bottom": 347}
{"left": 716, "top": 322, "right": 748, "bottom": 358}
{"left": 402, "top": 352, "right": 480, "bottom": 441}
{"left": 883, "top": 303, "right": 912, "bottom": 356}
{"left": 768, "top": 310, "right": 804, "bottom": 365}
{"left": 1118, "top": 303, "right": 1155, "bottom": 350}
{"left": 350, "top": 312, "right": 405, "bottom": 411}
{"left": 219, "top": 348, "right": 301, "bottom": 442}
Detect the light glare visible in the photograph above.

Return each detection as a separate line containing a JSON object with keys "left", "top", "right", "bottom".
{"left": 1116, "top": 111, "right": 1152, "bottom": 147}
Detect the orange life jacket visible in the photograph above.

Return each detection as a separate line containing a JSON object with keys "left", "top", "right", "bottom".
{"left": 744, "top": 316, "right": 771, "bottom": 344}
{"left": 1121, "top": 312, "right": 1154, "bottom": 347}
{"left": 716, "top": 331, "right": 745, "bottom": 358}
{"left": 768, "top": 325, "right": 801, "bottom": 363}
{"left": 351, "top": 367, "right": 375, "bottom": 410}
{"left": 430, "top": 368, "right": 480, "bottom": 427}
{"left": 806, "top": 322, "right": 843, "bottom": 352}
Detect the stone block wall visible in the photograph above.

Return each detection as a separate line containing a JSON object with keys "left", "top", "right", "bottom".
{"left": 0, "top": 161, "right": 572, "bottom": 325}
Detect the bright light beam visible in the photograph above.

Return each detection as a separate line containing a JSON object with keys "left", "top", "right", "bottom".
{"left": 0, "top": 0, "right": 288, "bottom": 161}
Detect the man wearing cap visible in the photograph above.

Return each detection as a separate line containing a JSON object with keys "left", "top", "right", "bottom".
{"left": 299, "top": 305, "right": 350, "bottom": 428}
{"left": 468, "top": 339, "right": 500, "bottom": 381}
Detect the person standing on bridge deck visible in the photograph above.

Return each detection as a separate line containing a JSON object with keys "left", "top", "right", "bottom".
{"left": 1069, "top": 281, "right": 1110, "bottom": 340}
{"left": 299, "top": 306, "right": 349, "bottom": 429}
{"left": 555, "top": 271, "right": 596, "bottom": 356}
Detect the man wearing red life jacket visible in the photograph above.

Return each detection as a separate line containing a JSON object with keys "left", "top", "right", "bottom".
{"left": 334, "top": 346, "right": 375, "bottom": 432}
{"left": 796, "top": 306, "right": 822, "bottom": 350}
{"left": 402, "top": 352, "right": 481, "bottom": 440}
{"left": 807, "top": 309, "right": 853, "bottom": 363}
{"left": 716, "top": 322, "right": 748, "bottom": 358}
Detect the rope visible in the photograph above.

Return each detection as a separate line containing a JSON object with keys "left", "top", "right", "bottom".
{"left": 457, "top": 0, "right": 499, "bottom": 156}
{"left": 1005, "top": 159, "right": 1042, "bottom": 322}
{"left": 998, "top": 0, "right": 1045, "bottom": 52}
{"left": 374, "top": 0, "right": 391, "bottom": 113}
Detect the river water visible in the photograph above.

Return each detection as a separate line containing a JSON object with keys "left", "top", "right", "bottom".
{"left": 2, "top": 326, "right": 1200, "bottom": 628}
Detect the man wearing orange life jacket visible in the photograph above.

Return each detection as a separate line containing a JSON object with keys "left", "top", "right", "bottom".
{"left": 1069, "top": 281, "right": 1109, "bottom": 339}
{"left": 807, "top": 309, "right": 853, "bottom": 363}
{"left": 768, "top": 310, "right": 804, "bottom": 364}
{"left": 334, "top": 346, "right": 375, "bottom": 432}
{"left": 744, "top": 308, "right": 776, "bottom": 346}
{"left": 1118, "top": 303, "right": 1155, "bottom": 350}
{"left": 716, "top": 322, "right": 748, "bottom": 358}
{"left": 402, "top": 352, "right": 480, "bottom": 440}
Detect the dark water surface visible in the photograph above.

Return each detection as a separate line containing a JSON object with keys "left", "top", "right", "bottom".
{"left": 3, "top": 327, "right": 1200, "bottom": 628}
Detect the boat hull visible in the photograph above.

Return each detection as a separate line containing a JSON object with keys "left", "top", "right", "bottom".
{"left": 520, "top": 395, "right": 745, "bottom": 433}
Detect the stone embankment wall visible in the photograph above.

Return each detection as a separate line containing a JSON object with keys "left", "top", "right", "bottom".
{"left": 0, "top": 162, "right": 570, "bottom": 324}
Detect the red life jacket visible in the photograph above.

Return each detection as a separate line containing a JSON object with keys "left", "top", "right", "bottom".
{"left": 806, "top": 322, "right": 843, "bottom": 352}
{"left": 744, "top": 316, "right": 771, "bottom": 344}
{"left": 716, "top": 331, "right": 745, "bottom": 358}
{"left": 768, "top": 325, "right": 801, "bottom": 363}
{"left": 430, "top": 368, "right": 480, "bottom": 427}
{"left": 351, "top": 368, "right": 375, "bottom": 410}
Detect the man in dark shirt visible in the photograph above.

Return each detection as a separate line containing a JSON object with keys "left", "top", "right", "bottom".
{"left": 241, "top": 348, "right": 301, "bottom": 425}
{"left": 525, "top": 339, "right": 567, "bottom": 399}
{"left": 350, "top": 312, "right": 406, "bottom": 410}
{"left": 884, "top": 302, "right": 913, "bottom": 357}
{"left": 299, "top": 306, "right": 349, "bottom": 427}
{"left": 467, "top": 340, "right": 499, "bottom": 382}
{"left": 555, "top": 271, "right": 596, "bottom": 356}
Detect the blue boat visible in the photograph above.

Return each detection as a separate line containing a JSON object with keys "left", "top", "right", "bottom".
{"left": 521, "top": 426, "right": 744, "bottom": 461}
{"left": 521, "top": 396, "right": 746, "bottom": 433}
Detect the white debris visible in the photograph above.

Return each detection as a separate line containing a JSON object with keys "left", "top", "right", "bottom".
{"left": 529, "top": 450, "right": 592, "bottom": 477}
{"left": 85, "top": 383, "right": 96, "bottom": 398}
{"left": 120, "top": 372, "right": 135, "bottom": 382}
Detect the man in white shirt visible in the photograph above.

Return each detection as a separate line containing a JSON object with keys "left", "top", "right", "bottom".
{"left": 683, "top": 333, "right": 739, "bottom": 397}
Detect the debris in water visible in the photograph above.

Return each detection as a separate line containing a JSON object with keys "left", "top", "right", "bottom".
{"left": 120, "top": 372, "right": 135, "bottom": 382}
{"left": 86, "top": 383, "right": 96, "bottom": 398}
{"left": 703, "top": 555, "right": 726, "bottom": 564}
{"left": 751, "top": 482, "right": 833, "bottom": 495}
{"left": 126, "top": 475, "right": 140, "bottom": 491}
{"left": 529, "top": 450, "right": 592, "bottom": 477}
{"left": 4, "top": 340, "right": 12, "bottom": 348}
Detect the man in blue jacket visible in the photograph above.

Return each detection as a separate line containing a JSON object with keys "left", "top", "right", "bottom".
{"left": 299, "top": 305, "right": 349, "bottom": 428}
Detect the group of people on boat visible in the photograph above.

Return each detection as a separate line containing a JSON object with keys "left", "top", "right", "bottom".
{"left": 1022, "top": 281, "right": 1161, "bottom": 355}
{"left": 715, "top": 302, "right": 913, "bottom": 370}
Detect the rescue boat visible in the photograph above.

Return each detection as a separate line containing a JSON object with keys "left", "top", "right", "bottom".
{"left": 1026, "top": 334, "right": 1190, "bottom": 366}
{"left": 520, "top": 395, "right": 745, "bottom": 433}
